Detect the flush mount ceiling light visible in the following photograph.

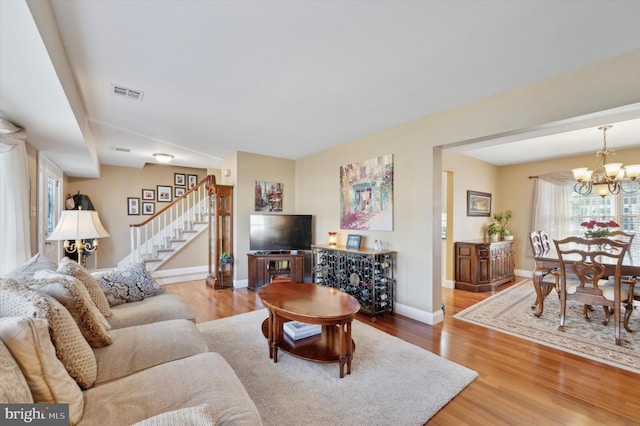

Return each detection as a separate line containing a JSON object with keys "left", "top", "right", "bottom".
{"left": 572, "top": 125, "right": 640, "bottom": 197}
{"left": 153, "top": 153, "right": 174, "bottom": 163}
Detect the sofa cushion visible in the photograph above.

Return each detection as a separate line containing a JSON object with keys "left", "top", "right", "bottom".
{"left": 92, "top": 263, "right": 164, "bottom": 307}
{"left": 30, "top": 271, "right": 112, "bottom": 348}
{"left": 57, "top": 257, "right": 111, "bottom": 318}
{"left": 0, "top": 279, "right": 97, "bottom": 389}
{"left": 2, "top": 252, "right": 57, "bottom": 279}
{"left": 0, "top": 337, "right": 33, "bottom": 403}
{"left": 107, "top": 292, "right": 195, "bottom": 329}
{"left": 0, "top": 317, "right": 83, "bottom": 424}
{"left": 79, "top": 352, "right": 263, "bottom": 426}
{"left": 130, "top": 404, "right": 216, "bottom": 426}
{"left": 93, "top": 319, "right": 207, "bottom": 384}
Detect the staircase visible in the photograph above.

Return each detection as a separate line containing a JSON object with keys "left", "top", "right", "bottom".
{"left": 120, "top": 178, "right": 211, "bottom": 271}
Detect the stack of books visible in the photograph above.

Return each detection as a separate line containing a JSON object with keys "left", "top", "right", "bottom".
{"left": 283, "top": 321, "right": 322, "bottom": 340}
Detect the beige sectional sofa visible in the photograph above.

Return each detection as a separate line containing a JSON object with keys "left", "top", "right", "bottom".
{"left": 0, "top": 255, "right": 263, "bottom": 425}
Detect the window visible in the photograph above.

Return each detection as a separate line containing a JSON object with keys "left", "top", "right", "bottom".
{"left": 568, "top": 190, "right": 640, "bottom": 259}
{"left": 532, "top": 176, "right": 640, "bottom": 260}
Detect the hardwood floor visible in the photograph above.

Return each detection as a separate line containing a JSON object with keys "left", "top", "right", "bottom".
{"left": 165, "top": 279, "right": 640, "bottom": 425}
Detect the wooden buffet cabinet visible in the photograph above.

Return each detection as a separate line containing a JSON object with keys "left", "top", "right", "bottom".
{"left": 454, "top": 240, "right": 515, "bottom": 292}
{"left": 247, "top": 252, "right": 305, "bottom": 291}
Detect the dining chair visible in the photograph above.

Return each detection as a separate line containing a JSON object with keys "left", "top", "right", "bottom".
{"left": 529, "top": 231, "right": 560, "bottom": 314}
{"left": 539, "top": 230, "right": 552, "bottom": 252}
{"left": 607, "top": 230, "right": 637, "bottom": 302}
{"left": 609, "top": 230, "right": 635, "bottom": 264}
{"left": 553, "top": 236, "right": 635, "bottom": 346}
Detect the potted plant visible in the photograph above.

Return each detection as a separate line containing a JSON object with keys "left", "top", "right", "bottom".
{"left": 485, "top": 222, "right": 502, "bottom": 242}
{"left": 220, "top": 252, "right": 233, "bottom": 264}
{"left": 493, "top": 210, "right": 513, "bottom": 240}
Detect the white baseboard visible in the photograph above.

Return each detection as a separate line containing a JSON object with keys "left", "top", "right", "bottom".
{"left": 151, "top": 265, "right": 250, "bottom": 288}
{"left": 442, "top": 278, "right": 454, "bottom": 289}
{"left": 394, "top": 302, "right": 444, "bottom": 325}
{"left": 515, "top": 268, "right": 532, "bottom": 278}
{"left": 152, "top": 265, "right": 208, "bottom": 285}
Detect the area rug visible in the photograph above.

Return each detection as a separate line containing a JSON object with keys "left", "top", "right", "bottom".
{"left": 454, "top": 280, "right": 640, "bottom": 374}
{"left": 197, "top": 309, "right": 478, "bottom": 426}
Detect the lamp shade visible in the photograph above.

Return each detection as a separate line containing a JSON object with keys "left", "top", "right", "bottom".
{"left": 48, "top": 210, "right": 110, "bottom": 241}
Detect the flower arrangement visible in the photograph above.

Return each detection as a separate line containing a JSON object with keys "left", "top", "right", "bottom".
{"left": 580, "top": 220, "right": 619, "bottom": 238}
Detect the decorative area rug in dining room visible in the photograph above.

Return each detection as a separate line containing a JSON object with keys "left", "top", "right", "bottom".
{"left": 454, "top": 280, "right": 640, "bottom": 374}
{"left": 197, "top": 309, "right": 478, "bottom": 426}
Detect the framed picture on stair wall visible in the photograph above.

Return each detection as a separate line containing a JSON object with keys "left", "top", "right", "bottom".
{"left": 188, "top": 174, "right": 198, "bottom": 189}
{"left": 142, "top": 189, "right": 155, "bottom": 200}
{"left": 174, "top": 173, "right": 186, "bottom": 186}
{"left": 127, "top": 197, "right": 140, "bottom": 215}
{"left": 142, "top": 202, "right": 155, "bottom": 215}
{"left": 175, "top": 187, "right": 185, "bottom": 198}
{"left": 157, "top": 185, "right": 172, "bottom": 202}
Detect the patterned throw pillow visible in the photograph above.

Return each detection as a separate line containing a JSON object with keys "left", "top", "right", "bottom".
{"left": 30, "top": 271, "right": 112, "bottom": 348}
{"left": 2, "top": 252, "right": 57, "bottom": 279}
{"left": 0, "top": 338, "right": 33, "bottom": 403}
{"left": 57, "top": 257, "right": 111, "bottom": 317}
{"left": 0, "top": 279, "right": 97, "bottom": 389}
{"left": 0, "top": 317, "right": 84, "bottom": 425}
{"left": 92, "top": 263, "right": 164, "bottom": 307}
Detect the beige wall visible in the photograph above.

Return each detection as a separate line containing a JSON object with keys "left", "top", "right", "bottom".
{"left": 497, "top": 146, "right": 640, "bottom": 274}
{"left": 295, "top": 50, "right": 640, "bottom": 323}
{"left": 66, "top": 164, "right": 211, "bottom": 268}
{"left": 232, "top": 152, "right": 297, "bottom": 282}
{"left": 19, "top": 50, "right": 640, "bottom": 324}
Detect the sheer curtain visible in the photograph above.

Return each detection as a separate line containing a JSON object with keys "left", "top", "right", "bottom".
{"left": 529, "top": 173, "right": 573, "bottom": 247}
{"left": 0, "top": 136, "right": 31, "bottom": 276}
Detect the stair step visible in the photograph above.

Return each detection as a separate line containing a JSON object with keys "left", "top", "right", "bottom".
{"left": 143, "top": 257, "right": 162, "bottom": 263}
{"left": 193, "top": 221, "right": 207, "bottom": 225}
{"left": 171, "top": 239, "right": 187, "bottom": 243}
{"left": 158, "top": 248, "right": 175, "bottom": 253}
{"left": 182, "top": 229, "right": 197, "bottom": 234}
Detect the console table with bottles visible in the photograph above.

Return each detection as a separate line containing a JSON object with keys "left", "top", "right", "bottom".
{"left": 311, "top": 244, "right": 395, "bottom": 320}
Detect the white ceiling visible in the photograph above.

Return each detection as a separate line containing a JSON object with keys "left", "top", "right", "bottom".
{"left": 1, "top": 1, "right": 640, "bottom": 177}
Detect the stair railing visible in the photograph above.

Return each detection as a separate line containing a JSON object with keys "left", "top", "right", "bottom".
{"left": 126, "top": 175, "right": 212, "bottom": 265}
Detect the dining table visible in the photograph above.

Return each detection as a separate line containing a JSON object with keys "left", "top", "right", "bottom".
{"left": 532, "top": 247, "right": 639, "bottom": 317}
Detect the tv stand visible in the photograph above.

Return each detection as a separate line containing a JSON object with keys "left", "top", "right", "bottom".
{"left": 247, "top": 252, "right": 305, "bottom": 290}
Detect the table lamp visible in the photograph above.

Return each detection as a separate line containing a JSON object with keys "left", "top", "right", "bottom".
{"left": 48, "top": 208, "right": 110, "bottom": 266}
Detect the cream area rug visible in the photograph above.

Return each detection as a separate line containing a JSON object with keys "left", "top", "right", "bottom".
{"left": 197, "top": 309, "right": 478, "bottom": 426}
{"left": 454, "top": 280, "right": 640, "bottom": 374}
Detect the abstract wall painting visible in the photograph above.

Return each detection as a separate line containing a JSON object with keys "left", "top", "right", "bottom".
{"left": 255, "top": 181, "right": 283, "bottom": 212}
{"left": 340, "top": 154, "right": 393, "bottom": 231}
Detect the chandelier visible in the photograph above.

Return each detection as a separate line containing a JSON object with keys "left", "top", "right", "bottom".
{"left": 572, "top": 125, "right": 640, "bottom": 197}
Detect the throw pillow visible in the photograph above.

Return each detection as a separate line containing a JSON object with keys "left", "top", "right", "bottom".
{"left": 57, "top": 257, "right": 112, "bottom": 317}
{"left": 92, "top": 263, "right": 164, "bottom": 307}
{"left": 0, "top": 338, "right": 33, "bottom": 403}
{"left": 0, "top": 317, "right": 84, "bottom": 425}
{"left": 0, "top": 278, "right": 97, "bottom": 389}
{"left": 2, "top": 252, "right": 57, "bottom": 279}
{"left": 30, "top": 271, "right": 113, "bottom": 348}
{"left": 130, "top": 404, "right": 216, "bottom": 426}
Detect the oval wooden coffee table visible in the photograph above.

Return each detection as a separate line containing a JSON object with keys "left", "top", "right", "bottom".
{"left": 257, "top": 281, "right": 361, "bottom": 378}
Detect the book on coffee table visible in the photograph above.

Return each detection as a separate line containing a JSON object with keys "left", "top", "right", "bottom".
{"left": 283, "top": 321, "right": 322, "bottom": 340}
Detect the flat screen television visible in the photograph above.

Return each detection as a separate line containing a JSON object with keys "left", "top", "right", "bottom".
{"left": 249, "top": 214, "right": 313, "bottom": 252}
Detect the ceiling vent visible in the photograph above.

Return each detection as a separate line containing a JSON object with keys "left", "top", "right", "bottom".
{"left": 112, "top": 147, "right": 131, "bottom": 153}
{"left": 111, "top": 84, "right": 144, "bottom": 101}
